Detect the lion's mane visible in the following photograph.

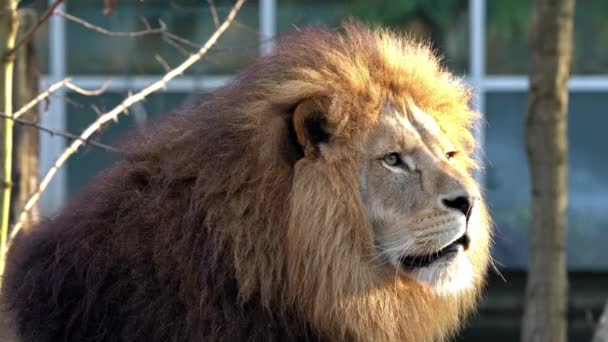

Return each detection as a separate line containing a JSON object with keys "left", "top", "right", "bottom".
{"left": 3, "top": 23, "right": 490, "bottom": 341}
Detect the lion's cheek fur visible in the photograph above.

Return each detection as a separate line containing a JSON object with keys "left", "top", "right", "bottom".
{"left": 463, "top": 200, "right": 492, "bottom": 291}
{"left": 285, "top": 160, "right": 487, "bottom": 341}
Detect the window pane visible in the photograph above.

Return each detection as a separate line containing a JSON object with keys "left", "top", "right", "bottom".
{"left": 65, "top": 1, "right": 259, "bottom": 75}
{"left": 484, "top": 93, "right": 529, "bottom": 268}
{"left": 485, "top": 92, "right": 608, "bottom": 270}
{"left": 277, "top": 0, "right": 470, "bottom": 75}
{"left": 487, "top": 0, "right": 608, "bottom": 74}
{"left": 65, "top": 92, "right": 193, "bottom": 195}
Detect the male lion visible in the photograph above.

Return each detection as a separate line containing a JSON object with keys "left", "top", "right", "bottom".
{"left": 3, "top": 23, "right": 491, "bottom": 341}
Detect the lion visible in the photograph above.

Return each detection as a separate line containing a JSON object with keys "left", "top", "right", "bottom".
{"left": 3, "top": 22, "right": 491, "bottom": 341}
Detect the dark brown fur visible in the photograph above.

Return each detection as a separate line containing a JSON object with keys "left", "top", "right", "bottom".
{"left": 3, "top": 88, "right": 322, "bottom": 341}
{"left": 2, "top": 23, "right": 487, "bottom": 342}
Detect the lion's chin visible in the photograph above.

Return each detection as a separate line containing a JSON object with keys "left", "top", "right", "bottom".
{"left": 406, "top": 252, "right": 474, "bottom": 295}
{"left": 399, "top": 232, "right": 470, "bottom": 268}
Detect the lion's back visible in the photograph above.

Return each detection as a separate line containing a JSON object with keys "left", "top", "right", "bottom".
{"left": 2, "top": 166, "right": 321, "bottom": 342}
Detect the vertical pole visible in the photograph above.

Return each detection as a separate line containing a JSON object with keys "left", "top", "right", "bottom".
{"left": 469, "top": 0, "right": 486, "bottom": 183}
{"left": 0, "top": 0, "right": 19, "bottom": 279}
{"left": 40, "top": 1, "right": 67, "bottom": 215}
{"left": 259, "top": 0, "right": 276, "bottom": 55}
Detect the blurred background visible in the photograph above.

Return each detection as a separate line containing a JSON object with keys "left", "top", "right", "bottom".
{"left": 18, "top": 0, "right": 608, "bottom": 340}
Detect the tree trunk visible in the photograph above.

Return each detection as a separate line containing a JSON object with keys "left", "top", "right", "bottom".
{"left": 593, "top": 301, "right": 608, "bottom": 342}
{"left": 0, "top": 0, "right": 18, "bottom": 276}
{"left": 521, "top": 1, "right": 575, "bottom": 342}
{"left": 11, "top": 9, "right": 40, "bottom": 231}
{"left": 0, "top": 2, "right": 20, "bottom": 341}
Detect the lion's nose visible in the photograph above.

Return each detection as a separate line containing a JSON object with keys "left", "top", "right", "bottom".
{"left": 442, "top": 195, "right": 473, "bottom": 218}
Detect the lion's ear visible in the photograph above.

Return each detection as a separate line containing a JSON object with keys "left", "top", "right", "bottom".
{"left": 292, "top": 99, "right": 330, "bottom": 159}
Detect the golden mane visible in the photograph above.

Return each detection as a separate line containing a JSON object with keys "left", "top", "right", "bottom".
{"left": 230, "top": 21, "right": 490, "bottom": 341}
{"left": 4, "top": 22, "right": 490, "bottom": 341}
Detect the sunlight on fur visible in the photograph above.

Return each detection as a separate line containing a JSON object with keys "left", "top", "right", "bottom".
{"left": 363, "top": 102, "right": 485, "bottom": 296}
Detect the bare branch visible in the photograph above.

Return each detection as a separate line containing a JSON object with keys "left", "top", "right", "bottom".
{"left": 162, "top": 35, "right": 193, "bottom": 57}
{"left": 0, "top": 112, "right": 119, "bottom": 152}
{"left": 56, "top": 4, "right": 267, "bottom": 59}
{"left": 9, "top": 0, "right": 247, "bottom": 241}
{"left": 90, "top": 104, "right": 105, "bottom": 117}
{"left": 164, "top": 31, "right": 203, "bottom": 50}
{"left": 13, "top": 78, "right": 109, "bottom": 119}
{"left": 56, "top": 10, "right": 167, "bottom": 37}
{"left": 163, "top": 26, "right": 274, "bottom": 59}
{"left": 208, "top": 0, "right": 220, "bottom": 28}
{"left": 6, "top": 0, "right": 64, "bottom": 58}
{"left": 154, "top": 54, "right": 172, "bottom": 73}
{"left": 169, "top": 2, "right": 234, "bottom": 13}
{"left": 65, "top": 81, "right": 110, "bottom": 96}
{"left": 233, "top": 20, "right": 262, "bottom": 36}
{"left": 56, "top": 8, "right": 205, "bottom": 58}
{"left": 13, "top": 78, "right": 70, "bottom": 119}
{"left": 139, "top": 16, "right": 152, "bottom": 30}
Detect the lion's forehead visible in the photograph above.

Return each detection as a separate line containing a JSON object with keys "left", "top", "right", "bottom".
{"left": 364, "top": 102, "right": 453, "bottom": 158}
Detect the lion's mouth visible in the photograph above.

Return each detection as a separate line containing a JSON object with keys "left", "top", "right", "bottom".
{"left": 399, "top": 233, "right": 470, "bottom": 268}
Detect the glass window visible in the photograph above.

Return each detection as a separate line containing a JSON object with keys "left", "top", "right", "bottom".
{"left": 487, "top": 0, "right": 608, "bottom": 74}
{"left": 485, "top": 92, "right": 608, "bottom": 270}
{"left": 65, "top": 0, "right": 260, "bottom": 75}
{"left": 65, "top": 92, "right": 193, "bottom": 196}
{"left": 277, "top": 0, "right": 470, "bottom": 75}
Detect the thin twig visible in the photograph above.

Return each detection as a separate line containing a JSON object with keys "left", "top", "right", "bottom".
{"left": 208, "top": 0, "right": 220, "bottom": 28}
{"left": 6, "top": 0, "right": 64, "bottom": 58}
{"left": 164, "top": 31, "right": 202, "bottom": 50}
{"left": 0, "top": 113, "right": 119, "bottom": 152}
{"left": 154, "top": 54, "right": 172, "bottom": 73}
{"left": 9, "top": 0, "right": 247, "bottom": 241}
{"left": 90, "top": 104, "right": 106, "bottom": 117}
{"left": 57, "top": 9, "right": 204, "bottom": 57}
{"left": 162, "top": 35, "right": 193, "bottom": 57}
{"left": 169, "top": 2, "right": 233, "bottom": 12}
{"left": 65, "top": 81, "right": 110, "bottom": 96}
{"left": 139, "top": 17, "right": 153, "bottom": 30}
{"left": 13, "top": 78, "right": 70, "bottom": 119}
{"left": 233, "top": 20, "right": 262, "bottom": 36}
{"left": 163, "top": 27, "right": 274, "bottom": 58}
{"left": 56, "top": 10, "right": 168, "bottom": 37}
{"left": 60, "top": 95, "right": 85, "bottom": 110}
{"left": 13, "top": 78, "right": 109, "bottom": 119}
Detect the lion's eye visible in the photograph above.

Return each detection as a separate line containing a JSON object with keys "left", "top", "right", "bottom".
{"left": 445, "top": 151, "right": 458, "bottom": 160}
{"left": 383, "top": 153, "right": 402, "bottom": 167}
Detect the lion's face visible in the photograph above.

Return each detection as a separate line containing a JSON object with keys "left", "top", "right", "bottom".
{"left": 357, "top": 101, "right": 483, "bottom": 294}
{"left": 274, "top": 25, "right": 490, "bottom": 340}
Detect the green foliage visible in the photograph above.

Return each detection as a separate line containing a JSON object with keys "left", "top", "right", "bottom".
{"left": 351, "top": 0, "right": 465, "bottom": 29}
{"left": 487, "top": 0, "right": 531, "bottom": 41}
